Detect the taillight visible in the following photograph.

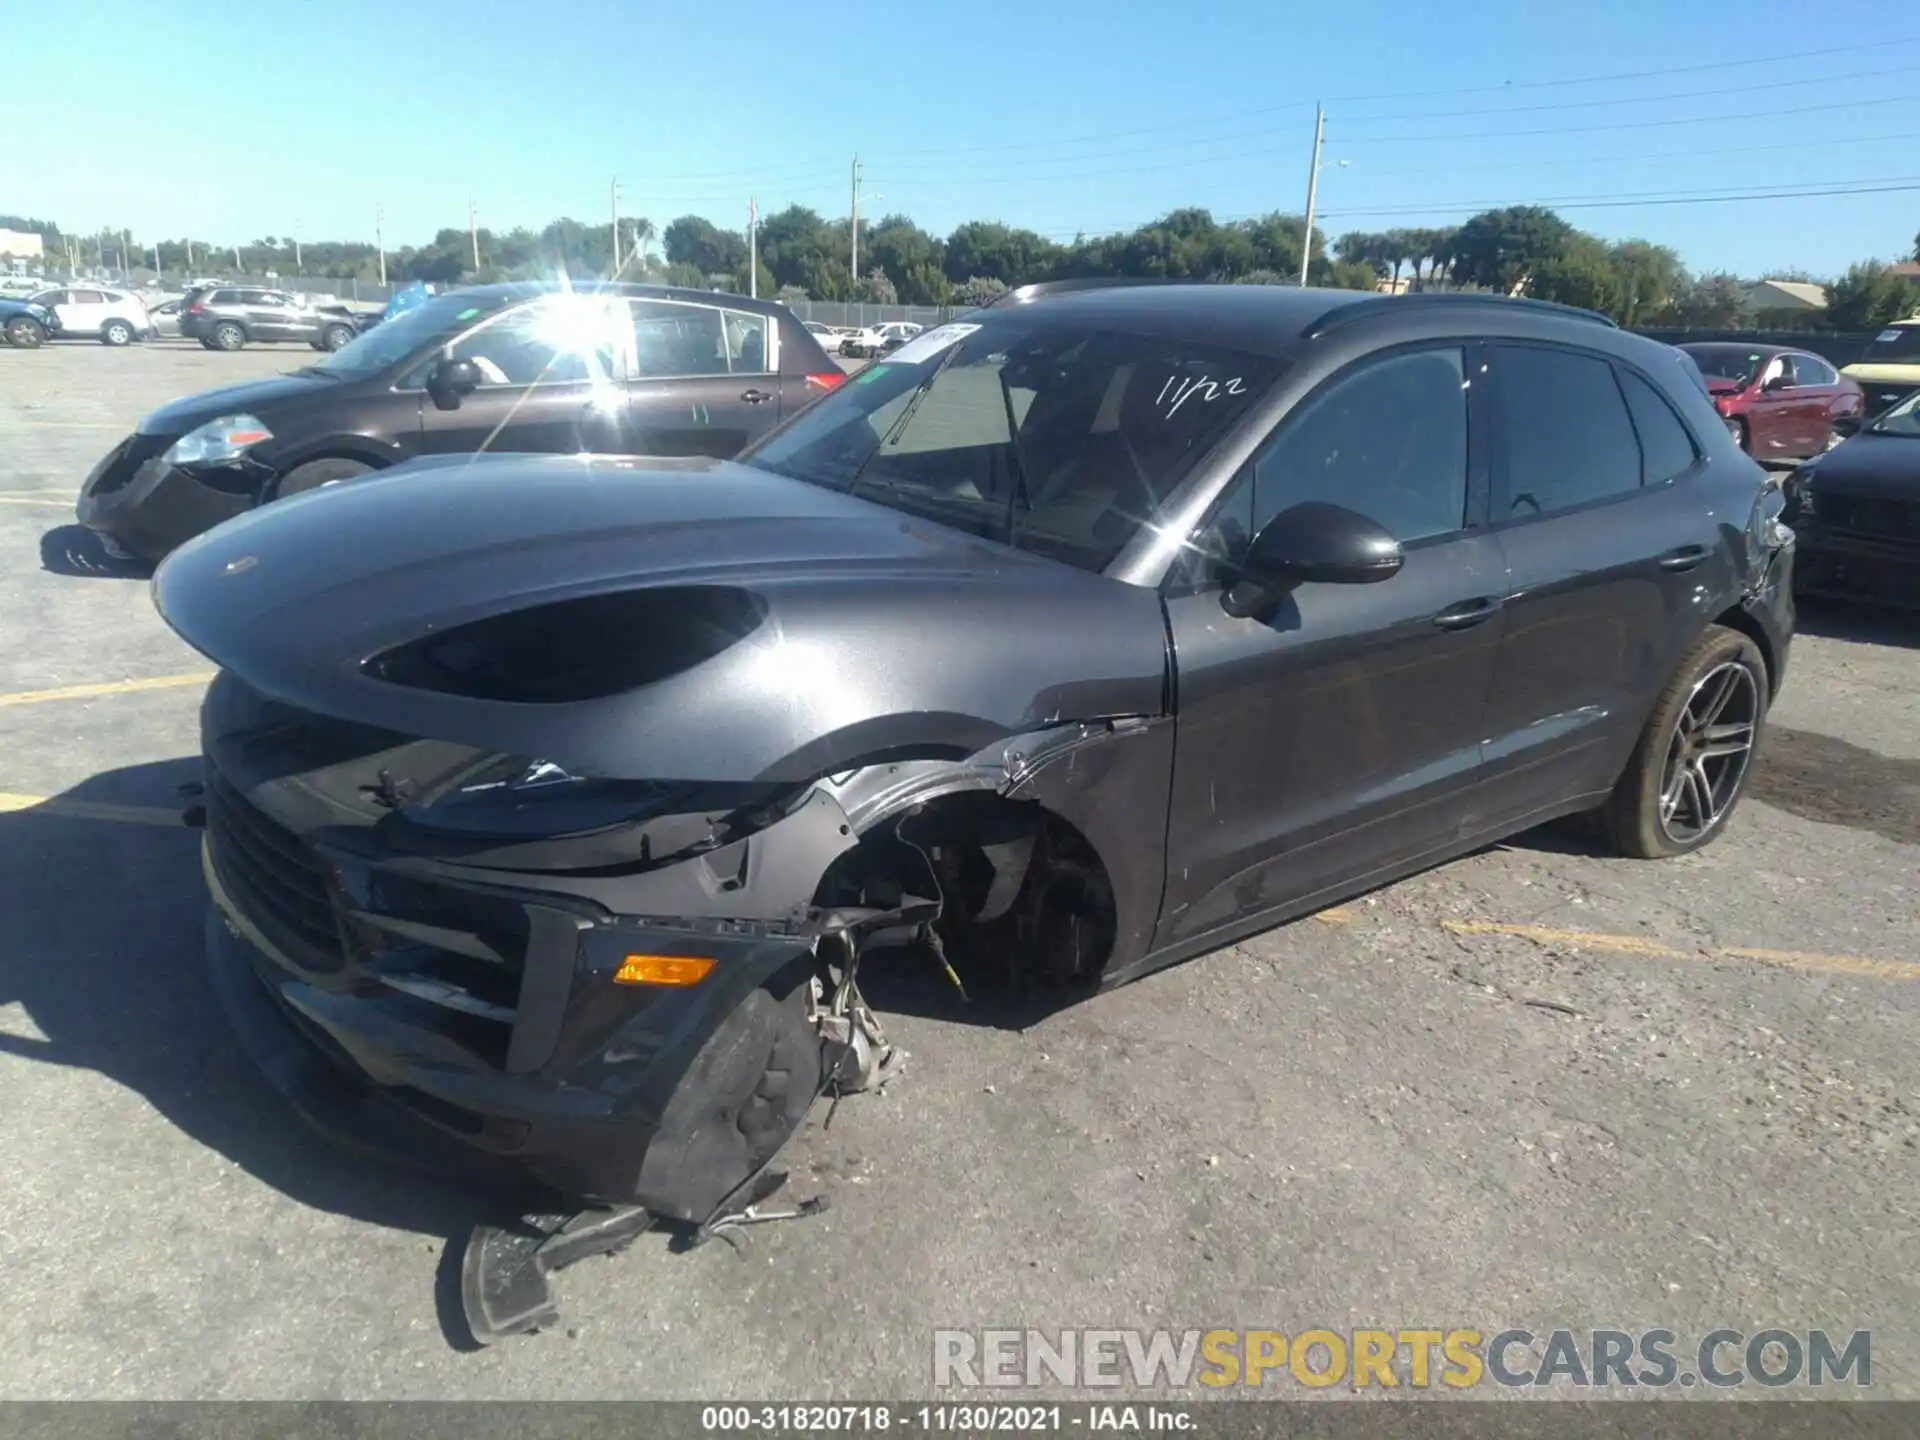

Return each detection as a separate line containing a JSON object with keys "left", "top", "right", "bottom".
{"left": 187, "top": 301, "right": 206, "bottom": 314}
{"left": 805, "top": 370, "right": 846, "bottom": 393}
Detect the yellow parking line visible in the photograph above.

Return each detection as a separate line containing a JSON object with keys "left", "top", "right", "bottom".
{"left": 0, "top": 673, "right": 213, "bottom": 707}
{"left": 2, "top": 420, "right": 121, "bottom": 429}
{"left": 0, "top": 792, "right": 186, "bottom": 827}
{"left": 1443, "top": 920, "right": 1920, "bottom": 983}
{"left": 0, "top": 494, "right": 75, "bottom": 506}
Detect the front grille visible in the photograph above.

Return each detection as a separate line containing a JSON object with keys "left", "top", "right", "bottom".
{"left": 1825, "top": 494, "right": 1920, "bottom": 543}
{"left": 205, "top": 768, "right": 346, "bottom": 972}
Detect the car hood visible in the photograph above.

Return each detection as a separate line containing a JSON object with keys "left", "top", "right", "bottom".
{"left": 152, "top": 455, "right": 1170, "bottom": 783}
{"left": 136, "top": 372, "right": 346, "bottom": 436}
{"left": 1805, "top": 431, "right": 1920, "bottom": 497}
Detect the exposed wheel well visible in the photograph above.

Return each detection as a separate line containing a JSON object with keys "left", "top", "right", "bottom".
{"left": 1711, "top": 604, "right": 1777, "bottom": 697}
{"left": 815, "top": 792, "right": 1118, "bottom": 996}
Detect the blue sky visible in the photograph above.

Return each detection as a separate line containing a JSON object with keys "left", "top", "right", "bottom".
{"left": 6, "top": 0, "right": 1917, "bottom": 277}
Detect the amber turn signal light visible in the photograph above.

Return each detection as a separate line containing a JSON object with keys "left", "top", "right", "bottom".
{"left": 612, "top": 953, "right": 715, "bottom": 987}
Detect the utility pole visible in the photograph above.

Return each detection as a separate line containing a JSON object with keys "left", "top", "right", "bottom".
{"left": 610, "top": 178, "right": 622, "bottom": 275}
{"left": 375, "top": 204, "right": 386, "bottom": 286}
{"left": 850, "top": 155, "right": 861, "bottom": 288}
{"left": 186, "top": 238, "right": 194, "bottom": 269}
{"left": 747, "top": 197, "right": 758, "bottom": 298}
{"left": 469, "top": 196, "right": 480, "bottom": 274}
{"left": 292, "top": 220, "right": 302, "bottom": 273}
{"left": 233, "top": 245, "right": 242, "bottom": 272}
{"left": 1298, "top": 102, "right": 1325, "bottom": 289}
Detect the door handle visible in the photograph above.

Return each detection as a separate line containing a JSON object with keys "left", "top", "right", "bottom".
{"left": 741, "top": 388, "right": 774, "bottom": 404}
{"left": 1432, "top": 596, "right": 1503, "bottom": 630}
{"left": 1658, "top": 544, "right": 1710, "bottom": 572}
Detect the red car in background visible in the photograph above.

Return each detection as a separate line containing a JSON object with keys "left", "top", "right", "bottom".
{"left": 1679, "top": 342, "right": 1864, "bottom": 462}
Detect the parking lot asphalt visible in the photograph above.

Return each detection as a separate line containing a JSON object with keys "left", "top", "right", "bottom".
{"left": 1, "top": 340, "right": 1916, "bottom": 1400}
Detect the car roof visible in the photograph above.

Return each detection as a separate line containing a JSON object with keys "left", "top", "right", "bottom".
{"left": 999, "top": 282, "right": 1616, "bottom": 358}
{"left": 1679, "top": 340, "right": 1794, "bottom": 357}
{"left": 446, "top": 280, "right": 795, "bottom": 316}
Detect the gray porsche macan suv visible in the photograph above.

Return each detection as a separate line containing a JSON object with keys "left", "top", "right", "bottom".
{"left": 153, "top": 281, "right": 1794, "bottom": 1234}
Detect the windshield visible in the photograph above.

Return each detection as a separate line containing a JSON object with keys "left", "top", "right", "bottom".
{"left": 1681, "top": 345, "right": 1767, "bottom": 385}
{"left": 1865, "top": 325, "right": 1920, "bottom": 360}
{"left": 740, "top": 315, "right": 1281, "bottom": 572}
{"left": 310, "top": 290, "right": 510, "bottom": 377}
{"left": 1869, "top": 390, "right": 1920, "bottom": 437}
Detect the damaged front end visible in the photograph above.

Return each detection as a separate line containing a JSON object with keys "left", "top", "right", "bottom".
{"left": 196, "top": 668, "right": 1171, "bottom": 1333}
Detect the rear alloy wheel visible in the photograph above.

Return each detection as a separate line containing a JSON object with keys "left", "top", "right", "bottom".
{"left": 101, "top": 319, "right": 133, "bottom": 346}
{"left": 1601, "top": 625, "right": 1767, "bottom": 859}
{"left": 275, "top": 457, "right": 373, "bottom": 500}
{"left": 5, "top": 316, "right": 46, "bottom": 349}
{"left": 321, "top": 323, "right": 355, "bottom": 351}
{"left": 211, "top": 321, "right": 245, "bottom": 351}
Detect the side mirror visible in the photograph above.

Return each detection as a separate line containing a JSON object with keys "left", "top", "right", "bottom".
{"left": 1223, "top": 501, "right": 1404, "bottom": 618}
{"left": 1830, "top": 413, "right": 1863, "bottom": 440}
{"left": 426, "top": 355, "right": 481, "bottom": 410}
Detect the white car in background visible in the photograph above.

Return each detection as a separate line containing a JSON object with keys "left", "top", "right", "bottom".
{"left": 803, "top": 319, "right": 853, "bottom": 350}
{"left": 28, "top": 285, "right": 152, "bottom": 345}
{"left": 839, "top": 320, "right": 923, "bottom": 358}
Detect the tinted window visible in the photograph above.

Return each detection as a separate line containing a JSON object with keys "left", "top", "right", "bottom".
{"left": 1617, "top": 368, "right": 1698, "bottom": 485}
{"left": 450, "top": 297, "right": 623, "bottom": 387}
{"left": 630, "top": 299, "right": 728, "bottom": 377}
{"left": 1681, "top": 345, "right": 1766, "bottom": 385}
{"left": 722, "top": 309, "right": 770, "bottom": 373}
{"left": 742, "top": 318, "right": 1277, "bottom": 572}
{"left": 1251, "top": 347, "right": 1468, "bottom": 543}
{"left": 71, "top": 289, "right": 106, "bottom": 304}
{"left": 1867, "top": 326, "right": 1920, "bottom": 358}
{"left": 1496, "top": 346, "right": 1643, "bottom": 518}
{"left": 210, "top": 290, "right": 241, "bottom": 304}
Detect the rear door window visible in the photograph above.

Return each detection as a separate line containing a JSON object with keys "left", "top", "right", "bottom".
{"left": 722, "top": 309, "right": 772, "bottom": 374}
{"left": 629, "top": 300, "right": 728, "bottom": 377}
{"left": 1615, "top": 367, "right": 1699, "bottom": 485}
{"left": 1494, "top": 345, "right": 1644, "bottom": 520}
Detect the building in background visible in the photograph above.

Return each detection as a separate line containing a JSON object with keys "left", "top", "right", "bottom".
{"left": 0, "top": 228, "right": 45, "bottom": 273}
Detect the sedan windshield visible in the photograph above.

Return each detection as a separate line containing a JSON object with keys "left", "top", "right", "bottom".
{"left": 1869, "top": 390, "right": 1920, "bottom": 437}
{"left": 1681, "top": 345, "right": 1767, "bottom": 385}
{"left": 311, "top": 290, "right": 512, "bottom": 378}
{"left": 740, "top": 315, "right": 1281, "bottom": 572}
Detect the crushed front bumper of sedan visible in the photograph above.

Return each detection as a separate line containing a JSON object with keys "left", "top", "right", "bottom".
{"left": 76, "top": 434, "right": 259, "bottom": 561}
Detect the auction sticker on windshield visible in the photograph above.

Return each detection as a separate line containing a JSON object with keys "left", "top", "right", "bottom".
{"left": 879, "top": 323, "right": 981, "bottom": 366}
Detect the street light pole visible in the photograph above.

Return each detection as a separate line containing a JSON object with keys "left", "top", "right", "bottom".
{"left": 610, "top": 178, "right": 622, "bottom": 275}
{"left": 850, "top": 155, "right": 861, "bottom": 288}
{"left": 469, "top": 196, "right": 480, "bottom": 274}
{"left": 748, "top": 196, "right": 758, "bottom": 298}
{"left": 1298, "top": 103, "right": 1325, "bottom": 289}
{"left": 376, "top": 204, "right": 386, "bottom": 286}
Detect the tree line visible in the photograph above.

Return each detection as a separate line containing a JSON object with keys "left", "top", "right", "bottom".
{"left": 8, "top": 206, "right": 1917, "bottom": 330}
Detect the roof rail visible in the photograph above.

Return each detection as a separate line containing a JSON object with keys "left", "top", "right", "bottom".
{"left": 980, "top": 276, "right": 1187, "bottom": 308}
{"left": 1304, "top": 291, "right": 1619, "bottom": 339}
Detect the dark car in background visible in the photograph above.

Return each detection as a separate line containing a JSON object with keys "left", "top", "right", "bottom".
{"left": 0, "top": 296, "right": 59, "bottom": 348}
{"left": 77, "top": 282, "right": 844, "bottom": 560}
{"left": 1679, "top": 342, "right": 1864, "bottom": 462}
{"left": 1786, "top": 389, "right": 1920, "bottom": 609}
{"left": 178, "top": 287, "right": 366, "bottom": 352}
{"left": 150, "top": 284, "right": 1791, "bottom": 1243}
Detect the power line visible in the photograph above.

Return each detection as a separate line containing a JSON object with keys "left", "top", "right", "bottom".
{"left": 1317, "top": 177, "right": 1920, "bottom": 220}
{"left": 1333, "top": 92, "right": 1920, "bottom": 145}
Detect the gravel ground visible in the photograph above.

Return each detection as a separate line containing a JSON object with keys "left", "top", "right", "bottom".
{"left": 0, "top": 340, "right": 1914, "bottom": 1401}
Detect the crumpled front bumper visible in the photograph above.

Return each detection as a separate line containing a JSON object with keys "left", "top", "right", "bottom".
{"left": 76, "top": 434, "right": 253, "bottom": 561}
{"left": 200, "top": 757, "right": 846, "bottom": 1216}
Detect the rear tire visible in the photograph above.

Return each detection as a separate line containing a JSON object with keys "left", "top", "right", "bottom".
{"left": 211, "top": 321, "right": 245, "bottom": 351}
{"left": 1600, "top": 625, "right": 1768, "bottom": 859}
{"left": 5, "top": 316, "right": 46, "bottom": 349}
{"left": 274, "top": 457, "right": 373, "bottom": 500}
{"left": 101, "top": 319, "right": 134, "bottom": 346}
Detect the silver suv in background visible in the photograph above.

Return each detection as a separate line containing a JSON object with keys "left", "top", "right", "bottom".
{"left": 178, "top": 287, "right": 363, "bottom": 351}
{"left": 28, "top": 286, "right": 152, "bottom": 346}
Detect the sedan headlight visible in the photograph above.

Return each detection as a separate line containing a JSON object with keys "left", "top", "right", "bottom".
{"left": 1782, "top": 465, "right": 1818, "bottom": 524}
{"left": 163, "top": 414, "right": 273, "bottom": 466}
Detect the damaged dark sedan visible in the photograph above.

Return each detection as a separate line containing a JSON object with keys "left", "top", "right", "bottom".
{"left": 152, "top": 283, "right": 1793, "bottom": 1333}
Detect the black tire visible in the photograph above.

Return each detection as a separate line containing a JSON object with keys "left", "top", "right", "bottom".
{"left": 211, "top": 321, "right": 246, "bottom": 351}
{"left": 274, "top": 457, "right": 373, "bottom": 500}
{"left": 5, "top": 316, "right": 46, "bottom": 349}
{"left": 199, "top": 337, "right": 219, "bottom": 350}
{"left": 320, "top": 323, "right": 355, "bottom": 351}
{"left": 100, "top": 319, "right": 134, "bottom": 347}
{"left": 1600, "top": 624, "right": 1768, "bottom": 859}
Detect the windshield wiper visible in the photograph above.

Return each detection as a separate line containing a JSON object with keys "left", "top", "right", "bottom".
{"left": 844, "top": 342, "right": 968, "bottom": 497}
